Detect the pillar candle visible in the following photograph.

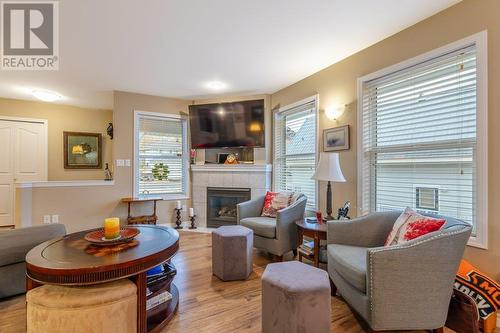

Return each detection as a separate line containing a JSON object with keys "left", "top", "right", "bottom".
{"left": 176, "top": 200, "right": 182, "bottom": 209}
{"left": 104, "top": 217, "right": 120, "bottom": 239}
{"left": 189, "top": 208, "right": 194, "bottom": 217}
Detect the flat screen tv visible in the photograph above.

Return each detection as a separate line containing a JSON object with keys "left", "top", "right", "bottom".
{"left": 189, "top": 99, "right": 265, "bottom": 148}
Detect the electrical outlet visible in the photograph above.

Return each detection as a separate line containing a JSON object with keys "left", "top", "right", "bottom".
{"left": 116, "top": 159, "right": 124, "bottom": 167}
{"left": 43, "top": 215, "right": 51, "bottom": 224}
{"left": 51, "top": 215, "right": 59, "bottom": 224}
{"left": 125, "top": 159, "right": 131, "bottom": 167}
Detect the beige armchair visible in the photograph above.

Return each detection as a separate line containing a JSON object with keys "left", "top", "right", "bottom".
{"left": 237, "top": 194, "right": 307, "bottom": 261}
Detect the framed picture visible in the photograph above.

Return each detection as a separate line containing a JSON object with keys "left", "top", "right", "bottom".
{"left": 323, "top": 125, "right": 350, "bottom": 151}
{"left": 64, "top": 132, "right": 102, "bottom": 169}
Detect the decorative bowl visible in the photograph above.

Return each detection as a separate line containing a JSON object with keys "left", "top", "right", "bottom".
{"left": 84, "top": 227, "right": 140, "bottom": 246}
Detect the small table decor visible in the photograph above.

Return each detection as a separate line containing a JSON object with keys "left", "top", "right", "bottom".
{"left": 84, "top": 227, "right": 140, "bottom": 246}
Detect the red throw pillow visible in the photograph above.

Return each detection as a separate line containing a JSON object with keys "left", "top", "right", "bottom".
{"left": 385, "top": 207, "right": 445, "bottom": 246}
{"left": 261, "top": 191, "right": 294, "bottom": 218}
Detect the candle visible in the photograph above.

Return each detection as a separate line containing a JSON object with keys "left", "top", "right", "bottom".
{"left": 104, "top": 217, "right": 120, "bottom": 239}
{"left": 176, "top": 200, "right": 182, "bottom": 210}
{"left": 189, "top": 208, "right": 194, "bottom": 217}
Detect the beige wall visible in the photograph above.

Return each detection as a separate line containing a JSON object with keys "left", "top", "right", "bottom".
{"left": 0, "top": 97, "right": 113, "bottom": 180}
{"left": 20, "top": 91, "right": 190, "bottom": 233}
{"left": 271, "top": 0, "right": 500, "bottom": 278}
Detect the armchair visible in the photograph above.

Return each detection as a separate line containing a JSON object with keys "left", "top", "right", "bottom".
{"left": 237, "top": 194, "right": 307, "bottom": 261}
{"left": 327, "top": 211, "right": 471, "bottom": 332}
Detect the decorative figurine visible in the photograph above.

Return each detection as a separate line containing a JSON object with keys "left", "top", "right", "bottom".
{"left": 104, "top": 163, "right": 113, "bottom": 181}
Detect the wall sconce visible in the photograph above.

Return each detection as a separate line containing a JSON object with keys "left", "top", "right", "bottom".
{"left": 325, "top": 104, "right": 346, "bottom": 120}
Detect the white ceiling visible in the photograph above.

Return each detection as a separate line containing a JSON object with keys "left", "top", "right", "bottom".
{"left": 0, "top": 0, "right": 461, "bottom": 109}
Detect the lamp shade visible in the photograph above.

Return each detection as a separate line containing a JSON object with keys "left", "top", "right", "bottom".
{"left": 311, "top": 152, "right": 346, "bottom": 182}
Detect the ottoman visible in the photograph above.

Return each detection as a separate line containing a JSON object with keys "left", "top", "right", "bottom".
{"left": 27, "top": 279, "right": 137, "bottom": 333}
{"left": 212, "top": 225, "right": 253, "bottom": 281}
{"left": 262, "top": 261, "right": 331, "bottom": 333}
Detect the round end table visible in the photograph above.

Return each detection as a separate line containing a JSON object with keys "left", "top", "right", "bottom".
{"left": 295, "top": 219, "right": 327, "bottom": 267}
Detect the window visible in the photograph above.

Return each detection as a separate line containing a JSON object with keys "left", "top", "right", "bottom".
{"left": 134, "top": 111, "right": 189, "bottom": 199}
{"left": 274, "top": 96, "right": 317, "bottom": 210}
{"left": 415, "top": 186, "right": 439, "bottom": 212}
{"left": 358, "top": 32, "right": 487, "bottom": 248}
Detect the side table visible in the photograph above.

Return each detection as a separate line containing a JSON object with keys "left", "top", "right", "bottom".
{"left": 295, "top": 219, "right": 327, "bottom": 267}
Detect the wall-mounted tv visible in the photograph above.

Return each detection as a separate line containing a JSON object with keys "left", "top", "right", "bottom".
{"left": 189, "top": 99, "right": 265, "bottom": 149}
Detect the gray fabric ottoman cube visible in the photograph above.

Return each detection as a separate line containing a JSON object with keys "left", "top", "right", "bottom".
{"left": 212, "top": 225, "right": 253, "bottom": 281}
{"left": 262, "top": 261, "right": 331, "bottom": 333}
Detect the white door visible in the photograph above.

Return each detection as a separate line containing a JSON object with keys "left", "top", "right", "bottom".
{"left": 0, "top": 119, "right": 47, "bottom": 226}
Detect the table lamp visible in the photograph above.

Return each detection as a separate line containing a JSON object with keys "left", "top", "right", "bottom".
{"left": 311, "top": 152, "right": 346, "bottom": 220}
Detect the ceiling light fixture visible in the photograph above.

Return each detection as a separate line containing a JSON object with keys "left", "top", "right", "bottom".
{"left": 205, "top": 81, "right": 227, "bottom": 91}
{"left": 32, "top": 90, "right": 62, "bottom": 102}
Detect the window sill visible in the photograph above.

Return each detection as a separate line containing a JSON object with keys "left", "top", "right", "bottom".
{"left": 137, "top": 193, "right": 189, "bottom": 201}
{"left": 467, "top": 236, "right": 488, "bottom": 250}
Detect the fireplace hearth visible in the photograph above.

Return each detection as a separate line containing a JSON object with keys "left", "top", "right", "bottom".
{"left": 207, "top": 187, "right": 251, "bottom": 228}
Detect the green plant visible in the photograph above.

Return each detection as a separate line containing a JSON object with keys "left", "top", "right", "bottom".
{"left": 152, "top": 163, "right": 169, "bottom": 180}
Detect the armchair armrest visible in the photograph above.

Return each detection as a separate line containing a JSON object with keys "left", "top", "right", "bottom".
{"left": 237, "top": 196, "right": 265, "bottom": 222}
{"left": 366, "top": 225, "right": 472, "bottom": 330}
{"left": 327, "top": 211, "right": 400, "bottom": 247}
{"left": 276, "top": 197, "right": 307, "bottom": 239}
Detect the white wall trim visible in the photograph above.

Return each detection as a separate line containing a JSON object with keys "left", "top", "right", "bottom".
{"left": 357, "top": 31, "right": 488, "bottom": 249}
{"left": 133, "top": 110, "right": 190, "bottom": 200}
{"left": 16, "top": 180, "right": 115, "bottom": 188}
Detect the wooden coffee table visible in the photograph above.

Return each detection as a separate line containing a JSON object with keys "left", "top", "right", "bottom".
{"left": 295, "top": 219, "right": 327, "bottom": 267}
{"left": 26, "top": 224, "right": 179, "bottom": 333}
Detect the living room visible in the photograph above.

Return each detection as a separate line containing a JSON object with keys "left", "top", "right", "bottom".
{"left": 0, "top": 0, "right": 499, "bottom": 332}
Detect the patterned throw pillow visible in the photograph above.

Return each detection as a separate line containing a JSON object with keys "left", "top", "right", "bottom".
{"left": 384, "top": 207, "right": 446, "bottom": 246}
{"left": 261, "top": 191, "right": 295, "bottom": 218}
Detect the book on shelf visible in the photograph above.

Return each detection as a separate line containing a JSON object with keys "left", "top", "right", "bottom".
{"left": 146, "top": 290, "right": 172, "bottom": 311}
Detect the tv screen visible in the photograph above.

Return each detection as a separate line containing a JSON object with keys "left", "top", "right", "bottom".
{"left": 189, "top": 99, "right": 265, "bottom": 149}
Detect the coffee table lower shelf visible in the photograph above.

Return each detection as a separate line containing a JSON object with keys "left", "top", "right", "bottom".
{"left": 147, "top": 283, "right": 179, "bottom": 333}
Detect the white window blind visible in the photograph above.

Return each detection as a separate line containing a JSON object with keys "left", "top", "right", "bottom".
{"left": 274, "top": 99, "right": 317, "bottom": 210}
{"left": 360, "top": 44, "right": 480, "bottom": 230}
{"left": 136, "top": 114, "right": 188, "bottom": 197}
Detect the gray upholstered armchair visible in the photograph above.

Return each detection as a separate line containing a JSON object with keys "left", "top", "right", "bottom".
{"left": 327, "top": 211, "right": 472, "bottom": 332}
{"left": 237, "top": 194, "right": 307, "bottom": 261}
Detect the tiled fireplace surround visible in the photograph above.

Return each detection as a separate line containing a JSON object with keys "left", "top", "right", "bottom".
{"left": 191, "top": 164, "right": 273, "bottom": 228}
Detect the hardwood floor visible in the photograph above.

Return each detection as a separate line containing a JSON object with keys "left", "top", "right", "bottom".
{"left": 0, "top": 231, "right": 483, "bottom": 333}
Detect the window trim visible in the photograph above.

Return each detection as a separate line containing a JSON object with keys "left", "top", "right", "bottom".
{"left": 272, "top": 94, "right": 319, "bottom": 211}
{"left": 133, "top": 110, "right": 190, "bottom": 201}
{"left": 357, "top": 31, "right": 488, "bottom": 249}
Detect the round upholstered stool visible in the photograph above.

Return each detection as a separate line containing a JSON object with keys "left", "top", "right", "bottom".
{"left": 27, "top": 279, "right": 137, "bottom": 333}
{"left": 212, "top": 225, "right": 253, "bottom": 281}
{"left": 262, "top": 261, "right": 331, "bottom": 333}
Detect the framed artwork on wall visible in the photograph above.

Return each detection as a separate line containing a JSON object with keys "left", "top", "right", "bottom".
{"left": 64, "top": 131, "right": 102, "bottom": 169}
{"left": 323, "top": 125, "right": 349, "bottom": 151}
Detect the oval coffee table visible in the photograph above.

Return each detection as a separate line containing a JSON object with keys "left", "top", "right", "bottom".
{"left": 26, "top": 224, "right": 179, "bottom": 333}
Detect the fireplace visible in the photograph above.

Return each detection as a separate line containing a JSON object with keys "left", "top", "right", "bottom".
{"left": 206, "top": 187, "right": 251, "bottom": 228}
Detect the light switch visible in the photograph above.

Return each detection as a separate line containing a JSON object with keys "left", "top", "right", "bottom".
{"left": 116, "top": 159, "right": 124, "bottom": 167}
{"left": 51, "top": 215, "right": 59, "bottom": 224}
{"left": 125, "top": 159, "right": 131, "bottom": 167}
{"left": 43, "top": 215, "right": 51, "bottom": 224}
